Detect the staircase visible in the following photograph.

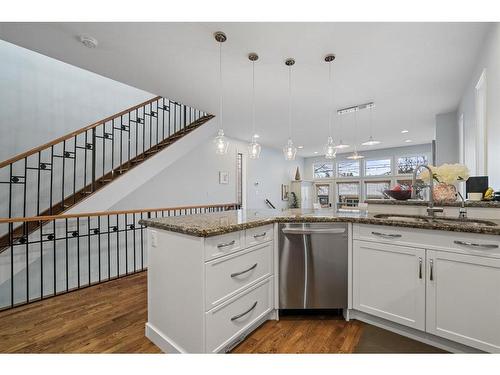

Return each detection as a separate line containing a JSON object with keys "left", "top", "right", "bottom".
{"left": 0, "top": 95, "right": 242, "bottom": 311}
{"left": 0, "top": 96, "right": 213, "bottom": 250}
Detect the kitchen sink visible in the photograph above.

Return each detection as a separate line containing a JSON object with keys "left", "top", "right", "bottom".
{"left": 373, "top": 214, "right": 498, "bottom": 227}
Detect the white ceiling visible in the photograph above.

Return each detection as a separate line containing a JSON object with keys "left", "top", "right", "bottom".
{"left": 0, "top": 22, "right": 491, "bottom": 157}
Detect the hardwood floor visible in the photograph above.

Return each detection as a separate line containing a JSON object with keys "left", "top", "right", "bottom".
{"left": 231, "top": 314, "right": 364, "bottom": 353}
{"left": 0, "top": 272, "right": 160, "bottom": 353}
{"left": 0, "top": 272, "right": 443, "bottom": 354}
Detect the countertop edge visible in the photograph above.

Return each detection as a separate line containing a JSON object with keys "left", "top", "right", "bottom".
{"left": 365, "top": 199, "right": 500, "bottom": 208}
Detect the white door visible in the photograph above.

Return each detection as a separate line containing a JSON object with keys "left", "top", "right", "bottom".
{"left": 353, "top": 240, "right": 426, "bottom": 330}
{"left": 426, "top": 250, "right": 500, "bottom": 353}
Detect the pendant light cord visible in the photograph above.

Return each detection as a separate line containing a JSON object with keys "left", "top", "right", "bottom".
{"left": 252, "top": 60, "right": 255, "bottom": 137}
{"left": 288, "top": 65, "right": 292, "bottom": 139}
{"left": 328, "top": 61, "right": 333, "bottom": 137}
{"left": 219, "top": 41, "right": 223, "bottom": 130}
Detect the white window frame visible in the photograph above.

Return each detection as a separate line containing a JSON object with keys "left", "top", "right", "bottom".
{"left": 395, "top": 153, "right": 431, "bottom": 177}
{"left": 312, "top": 161, "right": 335, "bottom": 179}
{"left": 336, "top": 159, "right": 362, "bottom": 179}
{"left": 364, "top": 157, "right": 393, "bottom": 178}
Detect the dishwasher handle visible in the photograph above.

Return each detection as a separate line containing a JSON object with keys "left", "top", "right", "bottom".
{"left": 281, "top": 227, "right": 346, "bottom": 235}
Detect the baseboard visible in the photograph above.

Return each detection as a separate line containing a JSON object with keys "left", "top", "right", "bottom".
{"left": 349, "top": 310, "right": 483, "bottom": 353}
{"left": 145, "top": 322, "right": 186, "bottom": 353}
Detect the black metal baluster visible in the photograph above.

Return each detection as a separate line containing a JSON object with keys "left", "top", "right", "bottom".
{"left": 116, "top": 214, "right": 119, "bottom": 277}
{"left": 91, "top": 128, "right": 96, "bottom": 192}
{"left": 142, "top": 106, "right": 146, "bottom": 155}
{"left": 65, "top": 218, "right": 69, "bottom": 292}
{"left": 135, "top": 109, "right": 139, "bottom": 161}
{"left": 83, "top": 132, "right": 88, "bottom": 193}
{"left": 111, "top": 119, "right": 115, "bottom": 177}
{"left": 161, "top": 98, "right": 166, "bottom": 141}
{"left": 119, "top": 115, "right": 123, "bottom": 171}
{"left": 8, "top": 164, "right": 13, "bottom": 218}
{"left": 124, "top": 214, "right": 128, "bottom": 275}
{"left": 73, "top": 135, "right": 77, "bottom": 204}
{"left": 107, "top": 215, "right": 111, "bottom": 280}
{"left": 173, "top": 101, "right": 177, "bottom": 134}
{"left": 87, "top": 216, "right": 91, "bottom": 285}
{"left": 37, "top": 152, "right": 41, "bottom": 216}
{"left": 102, "top": 123, "right": 106, "bottom": 181}
{"left": 183, "top": 105, "right": 187, "bottom": 130}
{"left": 149, "top": 103, "right": 152, "bottom": 150}
{"left": 97, "top": 216, "right": 101, "bottom": 282}
{"left": 53, "top": 219, "right": 56, "bottom": 296}
{"left": 140, "top": 212, "right": 144, "bottom": 270}
{"left": 10, "top": 222, "right": 14, "bottom": 307}
{"left": 61, "top": 140, "right": 66, "bottom": 210}
{"left": 77, "top": 217, "right": 80, "bottom": 288}
{"left": 24, "top": 222, "right": 28, "bottom": 303}
{"left": 168, "top": 100, "right": 172, "bottom": 137}
{"left": 132, "top": 213, "right": 136, "bottom": 272}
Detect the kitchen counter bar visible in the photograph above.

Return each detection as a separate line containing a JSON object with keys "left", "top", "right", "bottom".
{"left": 139, "top": 209, "right": 500, "bottom": 237}
{"left": 365, "top": 199, "right": 500, "bottom": 208}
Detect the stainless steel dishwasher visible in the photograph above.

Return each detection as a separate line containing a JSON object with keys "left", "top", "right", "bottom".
{"left": 278, "top": 222, "right": 348, "bottom": 309}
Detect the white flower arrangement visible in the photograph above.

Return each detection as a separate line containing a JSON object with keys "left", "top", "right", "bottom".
{"left": 418, "top": 163, "right": 470, "bottom": 185}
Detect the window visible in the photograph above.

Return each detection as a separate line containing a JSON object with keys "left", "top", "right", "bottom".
{"left": 397, "top": 155, "right": 428, "bottom": 174}
{"left": 365, "top": 181, "right": 391, "bottom": 199}
{"left": 315, "top": 184, "right": 330, "bottom": 207}
{"left": 365, "top": 158, "right": 391, "bottom": 176}
{"left": 337, "top": 182, "right": 360, "bottom": 207}
{"left": 313, "top": 162, "right": 334, "bottom": 178}
{"left": 337, "top": 161, "right": 360, "bottom": 177}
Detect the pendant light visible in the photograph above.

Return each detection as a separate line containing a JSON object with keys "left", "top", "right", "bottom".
{"left": 283, "top": 58, "right": 297, "bottom": 161}
{"left": 247, "top": 53, "right": 261, "bottom": 159}
{"left": 213, "top": 31, "right": 229, "bottom": 155}
{"left": 347, "top": 110, "right": 364, "bottom": 160}
{"left": 361, "top": 104, "right": 381, "bottom": 146}
{"left": 323, "top": 54, "right": 337, "bottom": 159}
{"left": 335, "top": 111, "right": 350, "bottom": 149}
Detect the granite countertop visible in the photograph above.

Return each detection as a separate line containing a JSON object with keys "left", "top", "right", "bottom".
{"left": 365, "top": 199, "right": 500, "bottom": 208}
{"left": 139, "top": 209, "right": 500, "bottom": 237}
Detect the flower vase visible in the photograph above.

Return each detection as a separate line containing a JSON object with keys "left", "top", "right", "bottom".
{"left": 432, "top": 183, "right": 457, "bottom": 203}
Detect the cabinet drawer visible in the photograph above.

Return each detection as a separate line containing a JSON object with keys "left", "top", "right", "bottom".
{"left": 354, "top": 224, "right": 500, "bottom": 258}
{"left": 205, "top": 278, "right": 273, "bottom": 353}
{"left": 204, "top": 231, "right": 244, "bottom": 261}
{"left": 205, "top": 242, "right": 272, "bottom": 309}
{"left": 245, "top": 224, "right": 274, "bottom": 247}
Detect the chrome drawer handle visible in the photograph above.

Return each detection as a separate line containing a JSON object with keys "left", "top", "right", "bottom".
{"left": 253, "top": 232, "right": 267, "bottom": 239}
{"left": 418, "top": 257, "right": 423, "bottom": 279}
{"left": 371, "top": 231, "right": 402, "bottom": 238}
{"left": 217, "top": 240, "right": 236, "bottom": 248}
{"left": 429, "top": 259, "right": 434, "bottom": 281}
{"left": 231, "top": 263, "right": 258, "bottom": 278}
{"left": 454, "top": 240, "right": 499, "bottom": 249}
{"left": 231, "top": 301, "right": 258, "bottom": 321}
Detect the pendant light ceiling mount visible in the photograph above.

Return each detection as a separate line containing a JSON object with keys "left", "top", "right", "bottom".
{"left": 324, "top": 54, "right": 336, "bottom": 62}
{"left": 285, "top": 58, "right": 295, "bottom": 66}
{"left": 213, "top": 31, "right": 227, "bottom": 43}
{"left": 248, "top": 53, "right": 259, "bottom": 61}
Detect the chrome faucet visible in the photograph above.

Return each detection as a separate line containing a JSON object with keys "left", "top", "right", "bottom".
{"left": 457, "top": 191, "right": 467, "bottom": 219}
{"left": 411, "top": 164, "right": 444, "bottom": 217}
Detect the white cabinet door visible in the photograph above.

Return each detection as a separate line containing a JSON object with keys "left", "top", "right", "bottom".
{"left": 426, "top": 250, "right": 500, "bottom": 352}
{"left": 353, "top": 240, "right": 426, "bottom": 330}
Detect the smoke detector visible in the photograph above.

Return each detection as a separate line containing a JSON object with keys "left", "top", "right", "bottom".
{"left": 79, "top": 35, "right": 98, "bottom": 48}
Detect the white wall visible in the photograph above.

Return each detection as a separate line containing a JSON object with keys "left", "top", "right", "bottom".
{"left": 457, "top": 23, "right": 500, "bottom": 189}
{"left": 0, "top": 39, "right": 153, "bottom": 161}
{"left": 110, "top": 137, "right": 304, "bottom": 211}
{"left": 435, "top": 111, "right": 459, "bottom": 165}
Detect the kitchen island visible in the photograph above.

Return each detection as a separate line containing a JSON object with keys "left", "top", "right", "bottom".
{"left": 140, "top": 209, "right": 500, "bottom": 353}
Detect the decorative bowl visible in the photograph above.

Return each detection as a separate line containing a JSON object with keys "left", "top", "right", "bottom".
{"left": 384, "top": 189, "right": 412, "bottom": 201}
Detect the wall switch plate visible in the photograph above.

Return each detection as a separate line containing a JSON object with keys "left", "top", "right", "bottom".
{"left": 151, "top": 231, "right": 158, "bottom": 248}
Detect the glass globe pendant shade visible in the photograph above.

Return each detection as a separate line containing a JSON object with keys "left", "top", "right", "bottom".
{"left": 248, "top": 135, "right": 261, "bottom": 159}
{"left": 283, "top": 138, "right": 297, "bottom": 161}
{"left": 324, "top": 136, "right": 337, "bottom": 159}
{"left": 361, "top": 136, "right": 381, "bottom": 146}
{"left": 214, "top": 129, "right": 229, "bottom": 155}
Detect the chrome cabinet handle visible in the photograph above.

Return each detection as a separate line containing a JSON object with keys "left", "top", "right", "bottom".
{"left": 454, "top": 240, "right": 499, "bottom": 249}
{"left": 230, "top": 301, "right": 258, "bottom": 321}
{"left": 418, "top": 257, "right": 423, "bottom": 279}
{"left": 253, "top": 232, "right": 267, "bottom": 239}
{"left": 230, "top": 263, "right": 258, "bottom": 278}
{"left": 217, "top": 240, "right": 236, "bottom": 248}
{"left": 371, "top": 231, "right": 402, "bottom": 239}
{"left": 429, "top": 259, "right": 434, "bottom": 281}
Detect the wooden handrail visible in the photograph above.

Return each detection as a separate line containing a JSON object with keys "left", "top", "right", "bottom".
{"left": 0, "top": 203, "right": 240, "bottom": 224}
{"left": 0, "top": 95, "right": 162, "bottom": 169}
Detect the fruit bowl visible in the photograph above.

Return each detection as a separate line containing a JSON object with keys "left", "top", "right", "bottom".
{"left": 384, "top": 189, "right": 412, "bottom": 201}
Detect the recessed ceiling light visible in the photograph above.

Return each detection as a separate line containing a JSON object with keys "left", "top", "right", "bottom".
{"left": 404, "top": 139, "right": 413, "bottom": 143}
{"left": 314, "top": 151, "right": 319, "bottom": 154}
{"left": 297, "top": 145, "right": 304, "bottom": 149}
{"left": 401, "top": 129, "right": 409, "bottom": 134}
{"left": 79, "top": 35, "right": 98, "bottom": 48}
{"left": 253, "top": 134, "right": 260, "bottom": 138}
